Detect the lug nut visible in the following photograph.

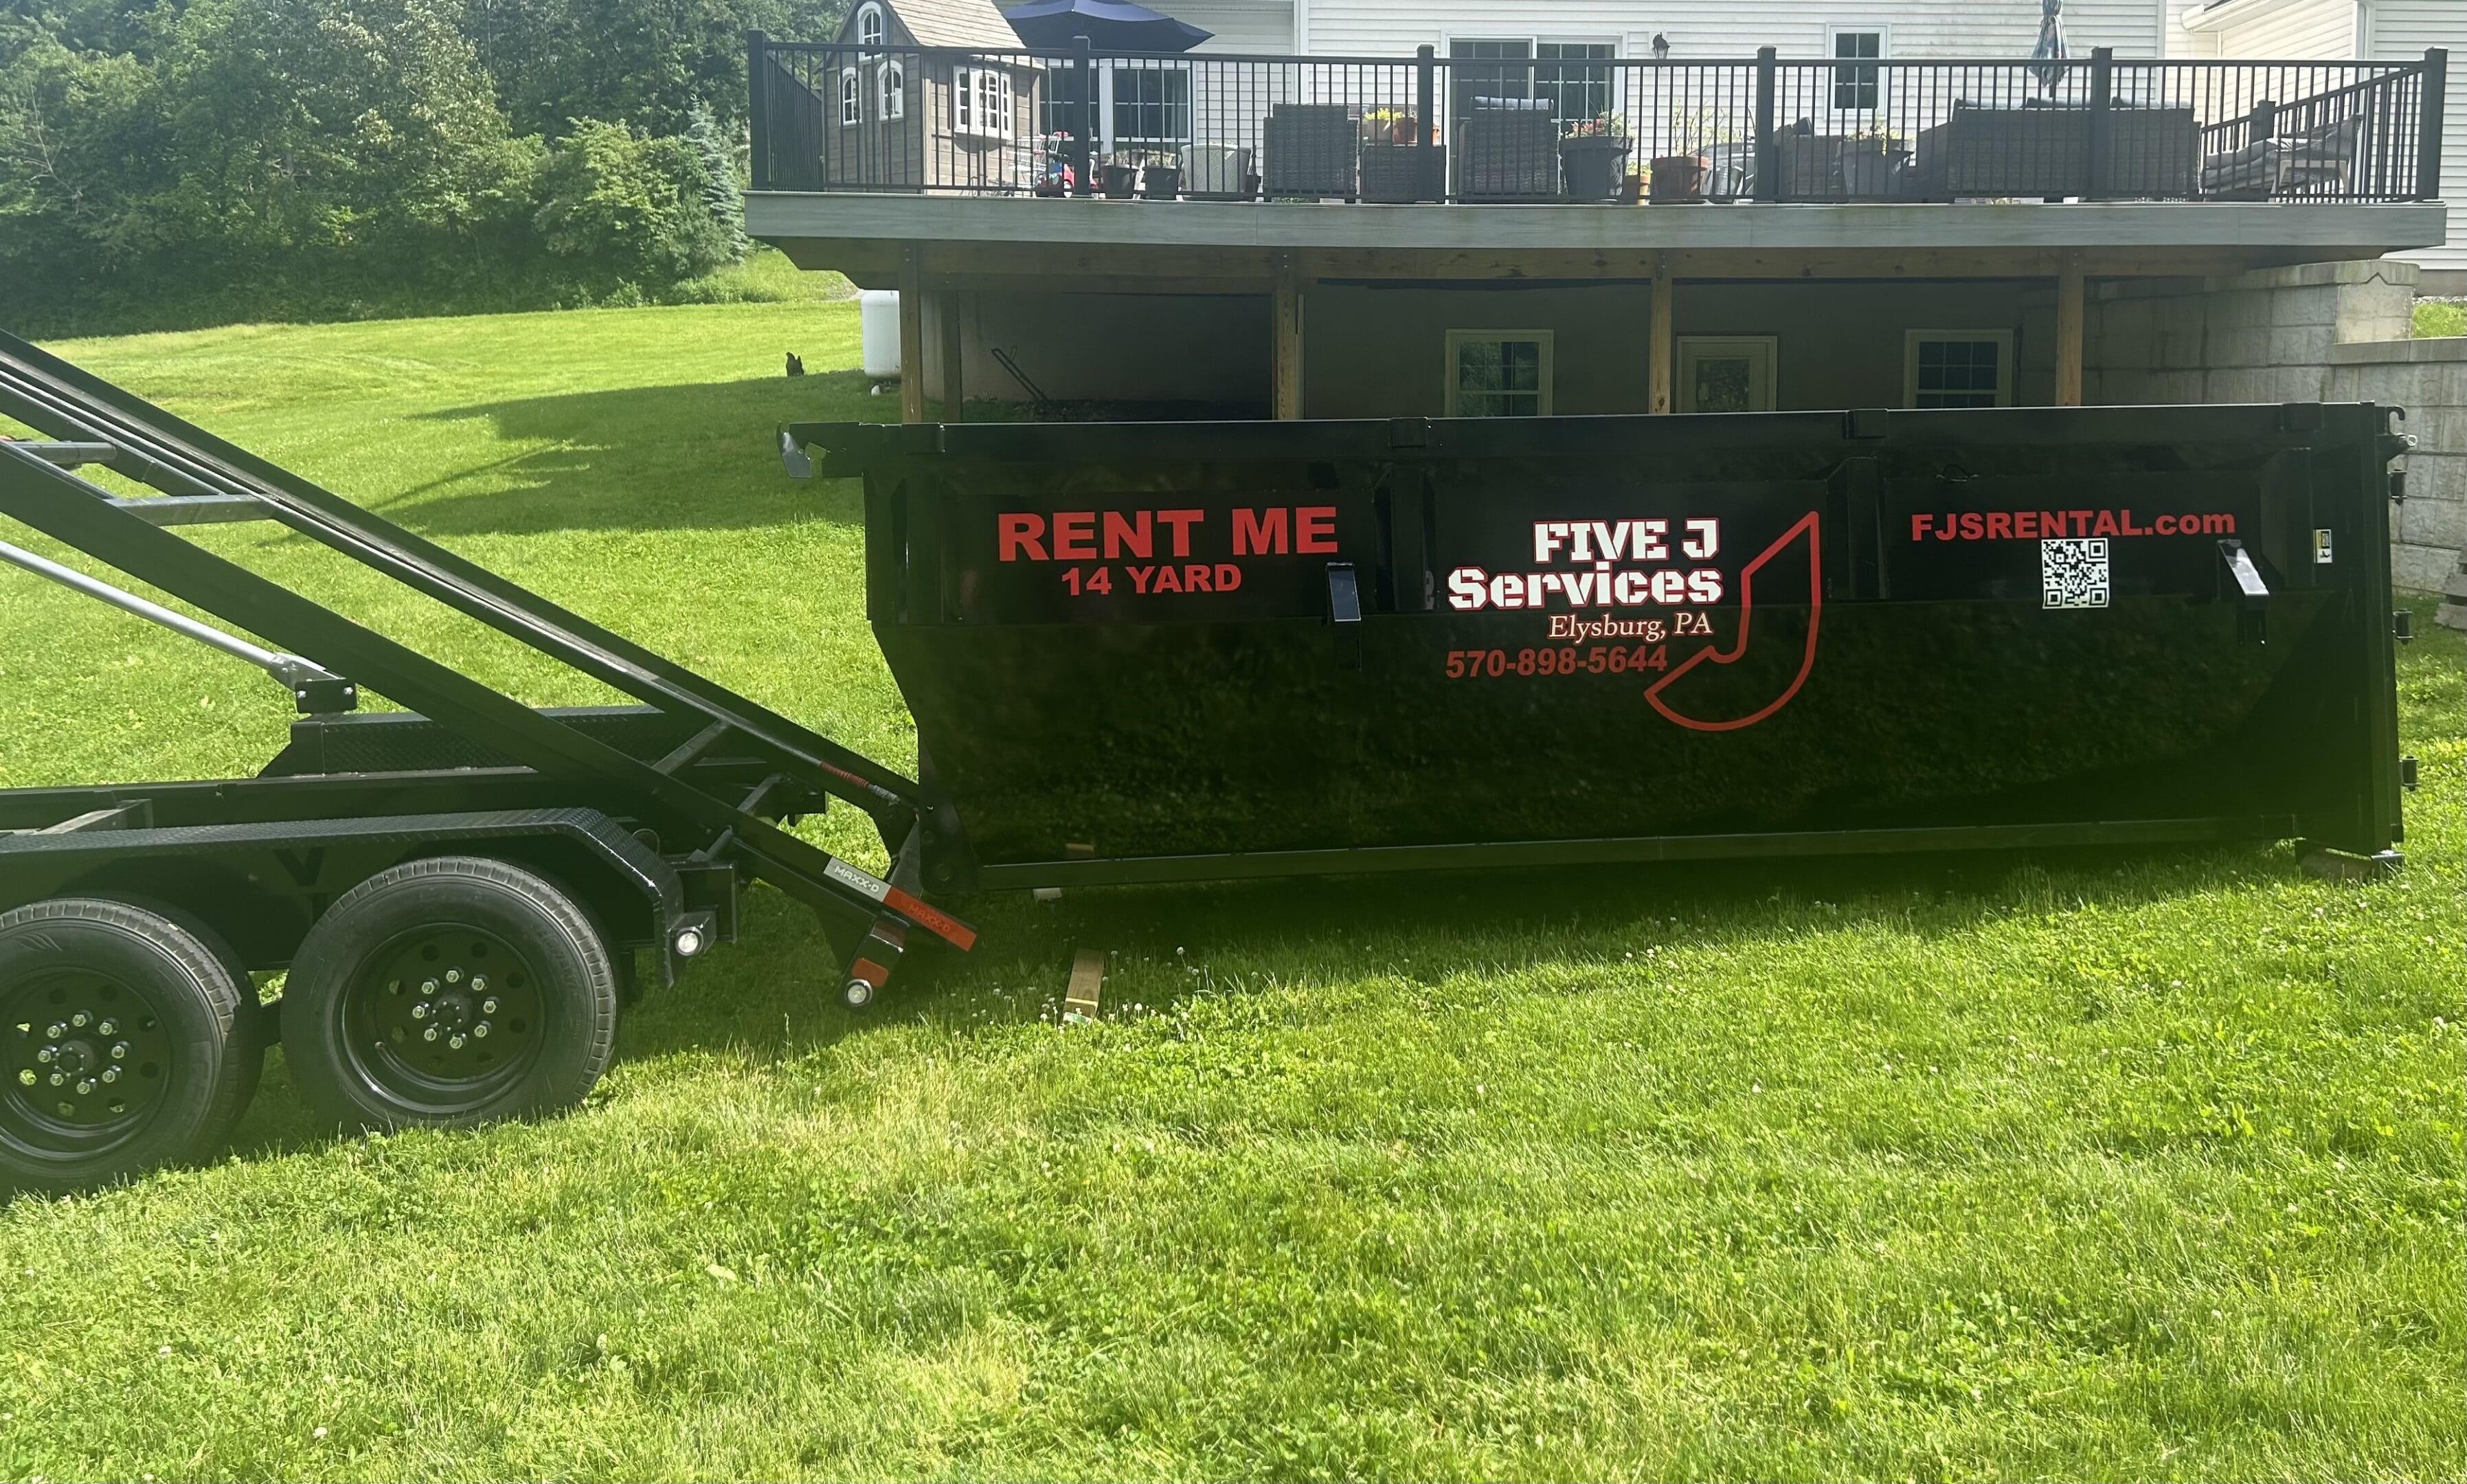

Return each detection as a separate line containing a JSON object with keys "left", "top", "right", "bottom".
{"left": 100, "top": 1068, "right": 118, "bottom": 1084}
{"left": 411, "top": 1004, "right": 429, "bottom": 1020}
{"left": 96, "top": 1019, "right": 116, "bottom": 1037}
{"left": 472, "top": 1022, "right": 490, "bottom": 1039}
{"left": 74, "top": 1078, "right": 94, "bottom": 1095}
{"left": 15, "top": 1070, "right": 32, "bottom": 1086}
{"left": 109, "top": 1042, "right": 126, "bottom": 1061}
{"left": 449, "top": 1034, "right": 466, "bottom": 1050}
{"left": 422, "top": 1026, "right": 439, "bottom": 1042}
{"left": 421, "top": 979, "right": 438, "bottom": 996}
{"left": 47, "top": 1072, "right": 65, "bottom": 1087}
{"left": 445, "top": 969, "right": 462, "bottom": 985}
{"left": 471, "top": 976, "right": 487, "bottom": 993}
{"left": 34, "top": 1048, "right": 53, "bottom": 1065}
{"left": 480, "top": 997, "right": 499, "bottom": 1015}
{"left": 70, "top": 1012, "right": 89, "bottom": 1028}
{"left": 44, "top": 1023, "right": 64, "bottom": 1040}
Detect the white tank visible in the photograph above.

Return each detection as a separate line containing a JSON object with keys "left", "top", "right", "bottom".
{"left": 860, "top": 290, "right": 902, "bottom": 380}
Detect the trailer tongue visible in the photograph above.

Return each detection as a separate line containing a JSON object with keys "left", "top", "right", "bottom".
{"left": 0, "top": 330, "right": 971, "bottom": 1191}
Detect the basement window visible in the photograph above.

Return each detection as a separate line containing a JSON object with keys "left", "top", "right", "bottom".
{"left": 1445, "top": 331, "right": 1554, "bottom": 417}
{"left": 1905, "top": 330, "right": 2014, "bottom": 409}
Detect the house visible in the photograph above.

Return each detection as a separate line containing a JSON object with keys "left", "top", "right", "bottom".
{"left": 2170, "top": 0, "right": 2466, "bottom": 286}
{"left": 743, "top": 3, "right": 2459, "bottom": 586}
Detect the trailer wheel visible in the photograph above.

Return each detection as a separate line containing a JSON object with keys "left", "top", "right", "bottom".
{"left": 282, "top": 857, "right": 619, "bottom": 1134}
{"left": 0, "top": 898, "right": 260, "bottom": 1193}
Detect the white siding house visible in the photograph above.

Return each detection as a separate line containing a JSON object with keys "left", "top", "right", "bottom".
{"left": 2175, "top": 0, "right": 2463, "bottom": 279}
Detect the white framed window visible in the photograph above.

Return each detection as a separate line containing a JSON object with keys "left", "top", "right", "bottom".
{"left": 1904, "top": 330, "right": 2014, "bottom": 409}
{"left": 1537, "top": 41, "right": 1619, "bottom": 130}
{"left": 840, "top": 67, "right": 860, "bottom": 126}
{"left": 954, "top": 66, "right": 1015, "bottom": 139}
{"left": 1676, "top": 335, "right": 1777, "bottom": 413}
{"left": 1828, "top": 26, "right": 1887, "bottom": 113}
{"left": 879, "top": 58, "right": 906, "bottom": 120}
{"left": 1445, "top": 330, "right": 1555, "bottom": 418}
{"left": 855, "top": 2, "right": 886, "bottom": 48}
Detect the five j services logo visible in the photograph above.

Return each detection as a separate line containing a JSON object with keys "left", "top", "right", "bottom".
{"left": 1441, "top": 513, "right": 1823, "bottom": 733}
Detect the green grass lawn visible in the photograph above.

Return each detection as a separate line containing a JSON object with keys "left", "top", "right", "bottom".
{"left": 1, "top": 302, "right": 2461, "bottom": 1481}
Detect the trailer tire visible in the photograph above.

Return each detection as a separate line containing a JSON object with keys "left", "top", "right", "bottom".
{"left": 282, "top": 856, "right": 619, "bottom": 1134}
{"left": 0, "top": 898, "right": 260, "bottom": 1193}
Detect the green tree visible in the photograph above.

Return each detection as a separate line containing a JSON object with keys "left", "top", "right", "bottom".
{"left": 534, "top": 115, "right": 734, "bottom": 288}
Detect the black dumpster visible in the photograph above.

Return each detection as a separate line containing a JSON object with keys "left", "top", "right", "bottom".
{"left": 789, "top": 406, "right": 2409, "bottom": 892}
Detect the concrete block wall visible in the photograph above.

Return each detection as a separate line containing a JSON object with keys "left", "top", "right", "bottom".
{"left": 2088, "top": 258, "right": 2466, "bottom": 590}
{"left": 2329, "top": 338, "right": 2467, "bottom": 594}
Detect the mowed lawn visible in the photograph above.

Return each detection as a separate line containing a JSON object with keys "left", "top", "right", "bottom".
{"left": 0, "top": 301, "right": 2460, "bottom": 1482}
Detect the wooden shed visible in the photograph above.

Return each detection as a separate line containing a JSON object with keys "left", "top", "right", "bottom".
{"left": 826, "top": 0, "right": 1041, "bottom": 193}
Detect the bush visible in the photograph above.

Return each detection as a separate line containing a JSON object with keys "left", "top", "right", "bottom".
{"left": 534, "top": 117, "right": 738, "bottom": 289}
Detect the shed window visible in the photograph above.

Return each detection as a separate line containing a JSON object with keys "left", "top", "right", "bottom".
{"left": 1905, "top": 330, "right": 2013, "bottom": 409}
{"left": 856, "top": 3, "right": 886, "bottom": 47}
{"left": 954, "top": 67, "right": 1015, "bottom": 139}
{"left": 1446, "top": 331, "right": 1554, "bottom": 418}
{"left": 840, "top": 67, "right": 860, "bottom": 125}
{"left": 879, "top": 59, "right": 906, "bottom": 120}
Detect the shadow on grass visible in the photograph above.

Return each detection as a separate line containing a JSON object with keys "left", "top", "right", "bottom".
{"left": 191, "top": 832, "right": 2291, "bottom": 1174}
{"left": 394, "top": 371, "right": 883, "bottom": 538}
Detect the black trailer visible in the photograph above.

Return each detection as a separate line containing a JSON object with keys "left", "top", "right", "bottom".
{"left": 0, "top": 331, "right": 974, "bottom": 1191}
{"left": 789, "top": 405, "right": 2415, "bottom": 893}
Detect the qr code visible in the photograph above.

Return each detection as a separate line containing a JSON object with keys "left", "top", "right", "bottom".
{"left": 2041, "top": 537, "right": 2110, "bottom": 609}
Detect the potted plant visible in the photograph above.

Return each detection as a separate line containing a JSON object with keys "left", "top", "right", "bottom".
{"left": 1647, "top": 109, "right": 1722, "bottom": 203}
{"left": 1559, "top": 115, "right": 1631, "bottom": 201}
{"left": 1141, "top": 155, "right": 1182, "bottom": 199}
{"left": 1839, "top": 127, "right": 1905, "bottom": 199}
{"left": 1362, "top": 106, "right": 1426, "bottom": 146}
{"left": 1100, "top": 154, "right": 1140, "bottom": 199}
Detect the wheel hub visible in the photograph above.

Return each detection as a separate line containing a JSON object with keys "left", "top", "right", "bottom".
{"left": 343, "top": 927, "right": 541, "bottom": 1113}
{"left": 5, "top": 971, "right": 166, "bottom": 1138}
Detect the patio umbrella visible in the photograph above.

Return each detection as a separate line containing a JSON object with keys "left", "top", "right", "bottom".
{"left": 1004, "top": 0, "right": 1212, "bottom": 52}
{"left": 2029, "top": 0, "right": 2069, "bottom": 95}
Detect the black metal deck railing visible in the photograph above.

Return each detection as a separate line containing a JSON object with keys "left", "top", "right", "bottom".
{"left": 749, "top": 36, "right": 2446, "bottom": 206}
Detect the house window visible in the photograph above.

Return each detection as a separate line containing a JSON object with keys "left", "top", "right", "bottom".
{"left": 1905, "top": 330, "right": 2013, "bottom": 409}
{"left": 1110, "top": 66, "right": 1190, "bottom": 144}
{"left": 1830, "top": 29, "right": 1884, "bottom": 113}
{"left": 840, "top": 67, "right": 860, "bottom": 125}
{"left": 1445, "top": 331, "right": 1554, "bottom": 418}
{"left": 1537, "top": 42, "right": 1616, "bottom": 131}
{"left": 954, "top": 67, "right": 1015, "bottom": 139}
{"left": 1676, "top": 336, "right": 1777, "bottom": 413}
{"left": 855, "top": 2, "right": 885, "bottom": 48}
{"left": 1451, "top": 38, "right": 1535, "bottom": 124}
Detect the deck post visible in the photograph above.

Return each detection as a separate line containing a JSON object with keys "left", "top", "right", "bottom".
{"left": 746, "top": 31, "right": 770, "bottom": 192}
{"left": 1649, "top": 255, "right": 1674, "bottom": 414}
{"left": 1272, "top": 254, "right": 1305, "bottom": 420}
{"left": 1753, "top": 47, "right": 1779, "bottom": 203}
{"left": 1416, "top": 45, "right": 1439, "bottom": 201}
{"left": 2084, "top": 47, "right": 2113, "bottom": 200}
{"left": 899, "top": 245, "right": 926, "bottom": 424}
{"left": 938, "top": 287, "right": 966, "bottom": 422}
{"left": 2420, "top": 49, "right": 2449, "bottom": 203}
{"left": 2055, "top": 248, "right": 2086, "bottom": 407}
{"left": 1072, "top": 35, "right": 1095, "bottom": 196}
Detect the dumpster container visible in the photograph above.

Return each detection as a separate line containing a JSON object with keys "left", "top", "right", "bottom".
{"left": 789, "top": 405, "right": 2410, "bottom": 892}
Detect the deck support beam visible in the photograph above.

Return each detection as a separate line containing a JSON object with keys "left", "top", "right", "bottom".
{"left": 2055, "top": 248, "right": 2086, "bottom": 407}
{"left": 938, "top": 286, "right": 967, "bottom": 422}
{"left": 899, "top": 244, "right": 925, "bottom": 425}
{"left": 1649, "top": 254, "right": 1674, "bottom": 414}
{"left": 1272, "top": 254, "right": 1305, "bottom": 420}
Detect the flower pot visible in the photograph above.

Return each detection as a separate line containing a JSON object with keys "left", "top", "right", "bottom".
{"left": 1100, "top": 164, "right": 1140, "bottom": 199}
{"left": 1141, "top": 165, "right": 1181, "bottom": 199}
{"left": 1619, "top": 170, "right": 1644, "bottom": 205}
{"left": 1559, "top": 135, "right": 1631, "bottom": 201}
{"left": 1648, "top": 153, "right": 1707, "bottom": 203}
{"left": 1360, "top": 142, "right": 1442, "bottom": 203}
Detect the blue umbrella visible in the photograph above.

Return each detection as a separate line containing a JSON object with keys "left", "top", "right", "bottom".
{"left": 2030, "top": 0, "right": 2069, "bottom": 95}
{"left": 1004, "top": 0, "right": 1212, "bottom": 52}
